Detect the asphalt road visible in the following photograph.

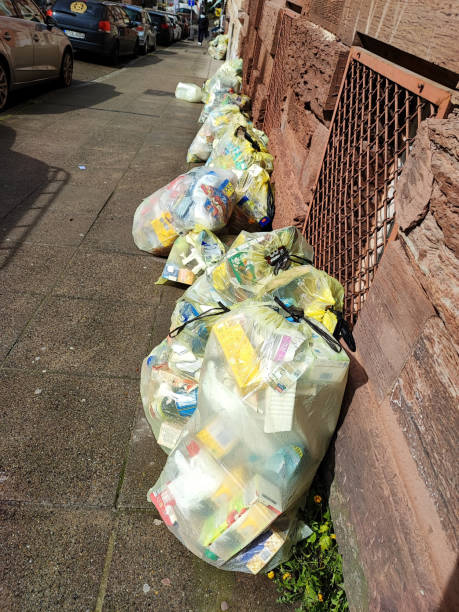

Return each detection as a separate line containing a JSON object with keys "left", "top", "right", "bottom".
{"left": 6, "top": 48, "right": 146, "bottom": 110}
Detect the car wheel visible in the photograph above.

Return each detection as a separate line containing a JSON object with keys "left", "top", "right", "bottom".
{"left": 142, "top": 39, "right": 148, "bottom": 55}
{"left": 0, "top": 60, "right": 9, "bottom": 112}
{"left": 58, "top": 49, "right": 73, "bottom": 88}
{"left": 152, "top": 38, "right": 156, "bottom": 51}
{"left": 134, "top": 38, "right": 140, "bottom": 57}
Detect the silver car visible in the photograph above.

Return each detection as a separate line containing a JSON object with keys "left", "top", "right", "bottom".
{"left": 0, "top": 0, "right": 73, "bottom": 111}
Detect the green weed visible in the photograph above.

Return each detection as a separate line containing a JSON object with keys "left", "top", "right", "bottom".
{"left": 270, "top": 487, "right": 348, "bottom": 611}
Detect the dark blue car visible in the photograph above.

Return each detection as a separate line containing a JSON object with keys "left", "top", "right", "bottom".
{"left": 52, "top": 0, "right": 138, "bottom": 63}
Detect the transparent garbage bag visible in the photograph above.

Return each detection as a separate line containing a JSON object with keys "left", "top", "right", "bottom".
{"left": 132, "top": 167, "right": 238, "bottom": 256}
{"left": 209, "top": 227, "right": 314, "bottom": 303}
{"left": 199, "top": 92, "right": 251, "bottom": 124}
{"left": 157, "top": 228, "right": 227, "bottom": 286}
{"left": 228, "top": 164, "right": 275, "bottom": 232}
{"left": 140, "top": 307, "right": 228, "bottom": 454}
{"left": 170, "top": 272, "right": 234, "bottom": 331}
{"left": 262, "top": 265, "right": 345, "bottom": 334}
{"left": 202, "top": 59, "right": 243, "bottom": 104}
{"left": 148, "top": 298, "right": 349, "bottom": 570}
{"left": 207, "top": 125, "right": 274, "bottom": 176}
{"left": 187, "top": 105, "right": 249, "bottom": 163}
{"left": 223, "top": 511, "right": 312, "bottom": 574}
{"left": 208, "top": 34, "right": 229, "bottom": 60}
{"left": 175, "top": 82, "right": 203, "bottom": 103}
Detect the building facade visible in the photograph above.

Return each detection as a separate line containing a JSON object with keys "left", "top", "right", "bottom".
{"left": 227, "top": 1, "right": 459, "bottom": 609}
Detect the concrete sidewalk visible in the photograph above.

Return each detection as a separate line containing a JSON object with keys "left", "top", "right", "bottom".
{"left": 0, "top": 43, "right": 286, "bottom": 611}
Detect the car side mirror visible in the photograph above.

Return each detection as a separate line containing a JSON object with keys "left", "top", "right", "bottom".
{"left": 45, "top": 14, "right": 57, "bottom": 28}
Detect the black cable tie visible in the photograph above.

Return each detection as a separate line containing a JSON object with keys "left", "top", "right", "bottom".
{"left": 168, "top": 302, "right": 230, "bottom": 338}
{"left": 288, "top": 254, "right": 314, "bottom": 266}
{"left": 328, "top": 308, "right": 356, "bottom": 352}
{"left": 274, "top": 296, "right": 342, "bottom": 353}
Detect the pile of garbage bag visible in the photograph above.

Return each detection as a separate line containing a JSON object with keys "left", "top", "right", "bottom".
{"left": 208, "top": 34, "right": 229, "bottom": 60}
{"left": 132, "top": 58, "right": 356, "bottom": 575}
{"left": 145, "top": 290, "right": 352, "bottom": 572}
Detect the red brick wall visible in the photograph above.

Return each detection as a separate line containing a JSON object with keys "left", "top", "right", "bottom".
{"left": 238, "top": 1, "right": 459, "bottom": 609}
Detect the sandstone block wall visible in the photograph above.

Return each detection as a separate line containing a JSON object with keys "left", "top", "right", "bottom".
{"left": 233, "top": 1, "right": 459, "bottom": 609}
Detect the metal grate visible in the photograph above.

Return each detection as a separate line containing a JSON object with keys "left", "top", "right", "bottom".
{"left": 302, "top": 48, "right": 451, "bottom": 324}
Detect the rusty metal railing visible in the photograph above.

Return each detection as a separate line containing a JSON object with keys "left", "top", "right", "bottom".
{"left": 302, "top": 47, "right": 452, "bottom": 324}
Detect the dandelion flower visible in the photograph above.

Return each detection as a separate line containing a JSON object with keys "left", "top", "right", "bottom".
{"left": 318, "top": 593, "right": 324, "bottom": 602}
{"left": 282, "top": 572, "right": 291, "bottom": 581}
{"left": 267, "top": 571, "right": 274, "bottom": 580}
{"left": 314, "top": 495, "right": 322, "bottom": 504}
{"left": 331, "top": 534, "right": 336, "bottom": 540}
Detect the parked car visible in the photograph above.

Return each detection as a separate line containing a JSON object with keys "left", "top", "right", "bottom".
{"left": 167, "top": 14, "right": 181, "bottom": 41}
{"left": 146, "top": 10, "right": 173, "bottom": 46}
{"left": 121, "top": 4, "right": 156, "bottom": 54}
{"left": 52, "top": 0, "right": 138, "bottom": 63}
{"left": 0, "top": 0, "right": 73, "bottom": 111}
{"left": 176, "top": 13, "right": 189, "bottom": 39}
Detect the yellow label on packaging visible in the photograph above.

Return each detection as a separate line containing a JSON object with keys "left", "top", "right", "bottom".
{"left": 70, "top": 1, "right": 87, "bottom": 13}
{"left": 211, "top": 262, "right": 229, "bottom": 292}
{"left": 246, "top": 531, "right": 285, "bottom": 574}
{"left": 222, "top": 180, "right": 235, "bottom": 198}
{"left": 209, "top": 502, "right": 277, "bottom": 561}
{"left": 196, "top": 418, "right": 236, "bottom": 458}
{"left": 213, "top": 320, "right": 261, "bottom": 390}
{"left": 151, "top": 212, "right": 177, "bottom": 247}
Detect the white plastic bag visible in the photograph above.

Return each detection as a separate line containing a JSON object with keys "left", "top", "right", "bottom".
{"left": 175, "top": 82, "right": 203, "bottom": 103}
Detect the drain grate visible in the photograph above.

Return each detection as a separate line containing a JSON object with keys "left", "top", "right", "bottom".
{"left": 302, "top": 47, "right": 451, "bottom": 323}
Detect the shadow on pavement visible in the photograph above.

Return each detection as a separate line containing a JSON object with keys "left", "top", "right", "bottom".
{"left": 9, "top": 80, "right": 121, "bottom": 114}
{"left": 0, "top": 125, "right": 69, "bottom": 269}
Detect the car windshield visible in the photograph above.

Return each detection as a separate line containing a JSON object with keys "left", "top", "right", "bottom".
{"left": 123, "top": 7, "right": 141, "bottom": 22}
{"left": 53, "top": 0, "right": 103, "bottom": 17}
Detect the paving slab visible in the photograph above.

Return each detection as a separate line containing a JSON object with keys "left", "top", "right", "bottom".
{"left": 53, "top": 249, "right": 164, "bottom": 304}
{"left": 61, "top": 166, "right": 125, "bottom": 190}
{"left": 17, "top": 181, "right": 113, "bottom": 216}
{"left": 84, "top": 211, "right": 146, "bottom": 255}
{"left": 102, "top": 510, "right": 287, "bottom": 612}
{"left": 0, "top": 371, "right": 138, "bottom": 505}
{"left": 0, "top": 292, "right": 42, "bottom": 360}
{"left": 0, "top": 504, "right": 112, "bottom": 611}
{"left": 0, "top": 207, "right": 95, "bottom": 248}
{"left": 101, "top": 179, "right": 171, "bottom": 218}
{"left": 0, "top": 243, "right": 75, "bottom": 295}
{"left": 117, "top": 405, "right": 165, "bottom": 510}
{"left": 66, "top": 145, "right": 140, "bottom": 171}
{"left": 4, "top": 295, "right": 158, "bottom": 378}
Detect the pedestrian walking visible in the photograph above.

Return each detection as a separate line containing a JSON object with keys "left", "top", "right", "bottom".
{"left": 198, "top": 12, "right": 209, "bottom": 46}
